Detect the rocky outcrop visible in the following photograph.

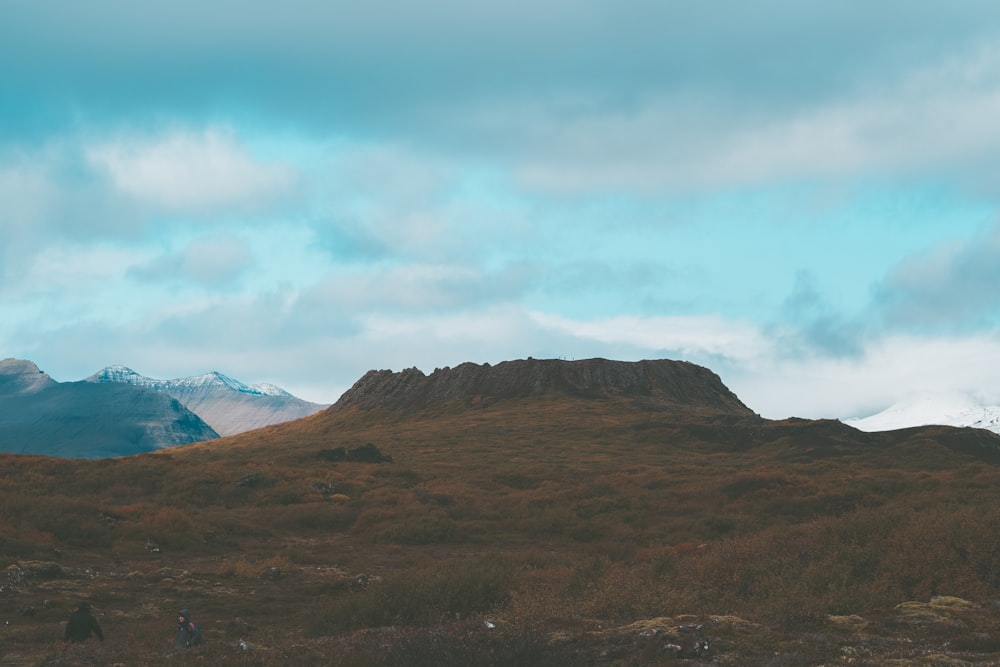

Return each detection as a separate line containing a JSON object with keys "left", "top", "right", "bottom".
{"left": 331, "top": 358, "right": 755, "bottom": 416}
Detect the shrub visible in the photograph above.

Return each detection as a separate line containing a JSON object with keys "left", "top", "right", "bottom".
{"left": 492, "top": 472, "right": 537, "bottom": 490}
{"left": 280, "top": 504, "right": 360, "bottom": 533}
{"left": 317, "top": 444, "right": 392, "bottom": 463}
{"left": 28, "top": 507, "right": 115, "bottom": 549}
{"left": 721, "top": 472, "right": 790, "bottom": 498}
{"left": 236, "top": 471, "right": 270, "bottom": 489}
{"left": 142, "top": 506, "right": 200, "bottom": 549}
{"left": 374, "top": 516, "right": 461, "bottom": 545}
{"left": 383, "top": 621, "right": 563, "bottom": 667}
{"left": 222, "top": 555, "right": 292, "bottom": 579}
{"left": 309, "top": 558, "right": 515, "bottom": 634}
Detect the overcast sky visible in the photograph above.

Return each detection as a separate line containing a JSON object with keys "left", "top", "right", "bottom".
{"left": 4, "top": 1, "right": 1000, "bottom": 418}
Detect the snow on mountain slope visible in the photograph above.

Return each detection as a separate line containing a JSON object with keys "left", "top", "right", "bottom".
{"left": 167, "top": 371, "right": 291, "bottom": 397}
{"left": 86, "top": 366, "right": 327, "bottom": 436}
{"left": 89, "top": 366, "right": 288, "bottom": 396}
{"left": 845, "top": 392, "right": 1000, "bottom": 435}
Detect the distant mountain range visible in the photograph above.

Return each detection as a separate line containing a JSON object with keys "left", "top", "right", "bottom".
{"left": 0, "top": 358, "right": 328, "bottom": 458}
{"left": 86, "top": 365, "right": 327, "bottom": 436}
{"left": 8, "top": 352, "right": 1000, "bottom": 460}
{"left": 0, "top": 358, "right": 218, "bottom": 458}
{"left": 845, "top": 393, "right": 1000, "bottom": 435}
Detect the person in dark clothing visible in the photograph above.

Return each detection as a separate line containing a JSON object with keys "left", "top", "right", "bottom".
{"left": 64, "top": 602, "right": 103, "bottom": 643}
{"left": 176, "top": 608, "right": 202, "bottom": 647}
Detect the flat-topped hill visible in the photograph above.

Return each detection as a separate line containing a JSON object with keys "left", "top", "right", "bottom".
{"left": 331, "top": 357, "right": 755, "bottom": 416}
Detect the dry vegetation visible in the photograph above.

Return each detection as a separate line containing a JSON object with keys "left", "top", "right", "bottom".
{"left": 4, "top": 397, "right": 1000, "bottom": 665}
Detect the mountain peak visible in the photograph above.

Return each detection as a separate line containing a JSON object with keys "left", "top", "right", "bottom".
{"left": 86, "top": 364, "right": 321, "bottom": 436}
{"left": 174, "top": 372, "right": 289, "bottom": 397}
{"left": 332, "top": 357, "right": 755, "bottom": 415}
{"left": 1, "top": 357, "right": 43, "bottom": 374}
{"left": 0, "top": 358, "right": 58, "bottom": 396}
{"left": 88, "top": 365, "right": 152, "bottom": 385}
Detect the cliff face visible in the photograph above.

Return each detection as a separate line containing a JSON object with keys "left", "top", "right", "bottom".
{"left": 331, "top": 357, "right": 755, "bottom": 416}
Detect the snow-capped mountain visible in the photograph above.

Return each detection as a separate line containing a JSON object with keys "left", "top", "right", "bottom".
{"left": 845, "top": 392, "right": 1000, "bottom": 435}
{"left": 0, "top": 358, "right": 218, "bottom": 458}
{"left": 86, "top": 366, "right": 328, "bottom": 436}
{"left": 92, "top": 365, "right": 291, "bottom": 397}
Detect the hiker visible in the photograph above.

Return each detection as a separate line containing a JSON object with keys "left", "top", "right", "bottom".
{"left": 176, "top": 608, "right": 203, "bottom": 647}
{"left": 64, "top": 602, "right": 104, "bottom": 643}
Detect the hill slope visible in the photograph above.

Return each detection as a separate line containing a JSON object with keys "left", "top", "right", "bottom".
{"left": 0, "top": 359, "right": 219, "bottom": 458}
{"left": 5, "top": 357, "right": 1000, "bottom": 664}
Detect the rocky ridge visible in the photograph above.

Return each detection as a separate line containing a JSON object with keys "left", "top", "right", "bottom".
{"left": 332, "top": 357, "right": 756, "bottom": 416}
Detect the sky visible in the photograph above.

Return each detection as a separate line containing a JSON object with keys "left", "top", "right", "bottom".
{"left": 4, "top": 1, "right": 1000, "bottom": 419}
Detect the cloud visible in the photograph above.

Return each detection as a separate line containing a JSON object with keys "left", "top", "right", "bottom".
{"left": 0, "top": 144, "right": 133, "bottom": 238}
{"left": 294, "top": 142, "right": 546, "bottom": 278}
{"left": 0, "top": 142, "right": 147, "bottom": 284}
{"left": 86, "top": 128, "right": 296, "bottom": 213}
{"left": 502, "top": 40, "right": 1000, "bottom": 195}
{"left": 129, "top": 234, "right": 254, "bottom": 287}
{"left": 7, "top": 1, "right": 1000, "bottom": 180}
{"left": 774, "top": 270, "right": 864, "bottom": 357}
{"left": 4, "top": 2, "right": 1000, "bottom": 212}
{"left": 12, "top": 245, "right": 142, "bottom": 297}
{"left": 0, "top": 128, "right": 292, "bottom": 289}
{"left": 782, "top": 270, "right": 825, "bottom": 319}
{"left": 298, "top": 262, "right": 536, "bottom": 313}
{"left": 530, "top": 312, "right": 770, "bottom": 362}
{"left": 309, "top": 146, "right": 462, "bottom": 261}
{"left": 727, "top": 332, "right": 1000, "bottom": 420}
{"left": 873, "top": 222, "right": 1000, "bottom": 330}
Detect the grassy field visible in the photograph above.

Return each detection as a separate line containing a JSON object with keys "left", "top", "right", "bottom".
{"left": 4, "top": 396, "right": 1000, "bottom": 665}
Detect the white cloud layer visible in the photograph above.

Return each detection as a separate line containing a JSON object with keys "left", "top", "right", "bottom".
{"left": 530, "top": 313, "right": 770, "bottom": 361}
{"left": 729, "top": 333, "right": 1000, "bottom": 420}
{"left": 130, "top": 234, "right": 254, "bottom": 287}
{"left": 509, "top": 43, "right": 1000, "bottom": 194}
{"left": 86, "top": 128, "right": 296, "bottom": 213}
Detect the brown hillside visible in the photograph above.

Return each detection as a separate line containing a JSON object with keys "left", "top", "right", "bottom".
{"left": 4, "top": 359, "right": 1000, "bottom": 665}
